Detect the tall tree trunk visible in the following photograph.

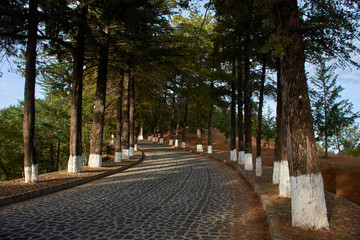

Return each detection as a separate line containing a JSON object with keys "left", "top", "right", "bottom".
{"left": 230, "top": 60, "right": 237, "bottom": 161}
{"left": 324, "top": 133, "right": 328, "bottom": 157}
{"left": 243, "top": 35, "right": 253, "bottom": 171}
{"left": 208, "top": 79, "right": 214, "bottom": 154}
{"left": 181, "top": 86, "right": 190, "bottom": 149}
{"left": 160, "top": 85, "right": 167, "bottom": 144}
{"left": 121, "top": 70, "right": 131, "bottom": 159}
{"left": 50, "top": 131, "right": 55, "bottom": 171}
{"left": 277, "top": 58, "right": 290, "bottom": 197}
{"left": 323, "top": 78, "right": 328, "bottom": 157}
{"left": 169, "top": 84, "right": 176, "bottom": 145}
{"left": 150, "top": 110, "right": 158, "bottom": 142}
{"left": 237, "top": 54, "right": 245, "bottom": 164}
{"left": 68, "top": 0, "right": 88, "bottom": 173}
{"left": 273, "top": 59, "right": 282, "bottom": 184}
{"left": 89, "top": 36, "right": 109, "bottom": 167}
{"left": 155, "top": 125, "right": 159, "bottom": 142}
{"left": 23, "top": 0, "right": 39, "bottom": 183}
{"left": 138, "top": 126, "right": 144, "bottom": 140}
{"left": 279, "top": 0, "right": 329, "bottom": 229}
{"left": 196, "top": 98, "right": 203, "bottom": 152}
{"left": 175, "top": 101, "right": 182, "bottom": 147}
{"left": 56, "top": 138, "right": 60, "bottom": 171}
{"left": 279, "top": 108, "right": 290, "bottom": 197}
{"left": 134, "top": 126, "right": 139, "bottom": 151}
{"left": 256, "top": 54, "right": 266, "bottom": 176}
{"left": 335, "top": 131, "right": 341, "bottom": 154}
{"left": 114, "top": 70, "right": 124, "bottom": 162}
{"left": 129, "top": 71, "right": 135, "bottom": 156}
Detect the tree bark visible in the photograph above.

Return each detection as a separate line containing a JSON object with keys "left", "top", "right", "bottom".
{"left": 181, "top": 85, "right": 190, "bottom": 148}
{"left": 129, "top": 70, "right": 135, "bottom": 155}
{"left": 255, "top": 54, "right": 266, "bottom": 176}
{"left": 243, "top": 35, "right": 253, "bottom": 171}
{"left": 175, "top": 101, "right": 182, "bottom": 147}
{"left": 256, "top": 54, "right": 266, "bottom": 158}
{"left": 121, "top": 70, "right": 131, "bottom": 159}
{"left": 89, "top": 36, "right": 109, "bottom": 167}
{"left": 237, "top": 54, "right": 245, "bottom": 163}
{"left": 169, "top": 83, "right": 176, "bottom": 144}
{"left": 279, "top": 0, "right": 329, "bottom": 229}
{"left": 323, "top": 81, "right": 328, "bottom": 157}
{"left": 244, "top": 36, "right": 252, "bottom": 154}
{"left": 68, "top": 0, "right": 88, "bottom": 173}
{"left": 160, "top": 84, "right": 167, "bottom": 143}
{"left": 196, "top": 97, "right": 203, "bottom": 152}
{"left": 114, "top": 70, "right": 124, "bottom": 162}
{"left": 208, "top": 79, "right": 214, "bottom": 154}
{"left": 56, "top": 138, "right": 60, "bottom": 171}
{"left": 230, "top": 60, "right": 237, "bottom": 161}
{"left": 23, "top": 0, "right": 39, "bottom": 183}
{"left": 273, "top": 58, "right": 283, "bottom": 184}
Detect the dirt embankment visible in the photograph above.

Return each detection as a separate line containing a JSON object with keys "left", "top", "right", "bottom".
{"left": 167, "top": 128, "right": 360, "bottom": 205}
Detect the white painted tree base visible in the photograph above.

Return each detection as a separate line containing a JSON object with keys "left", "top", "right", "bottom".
{"left": 207, "top": 145, "right": 212, "bottom": 154}
{"left": 272, "top": 161, "right": 280, "bottom": 184}
{"left": 155, "top": 137, "right": 158, "bottom": 142}
{"left": 114, "top": 152, "right": 122, "bottom": 163}
{"left": 134, "top": 144, "right": 138, "bottom": 151}
{"left": 24, "top": 164, "right": 39, "bottom": 183}
{"left": 256, "top": 157, "right": 262, "bottom": 176}
{"left": 230, "top": 149, "right": 237, "bottom": 161}
{"left": 159, "top": 138, "right": 164, "bottom": 144}
{"left": 238, "top": 151, "right": 245, "bottom": 165}
{"left": 147, "top": 136, "right": 151, "bottom": 141}
{"left": 197, "top": 144, "right": 203, "bottom": 152}
{"left": 175, "top": 139, "right": 179, "bottom": 147}
{"left": 169, "top": 139, "right": 173, "bottom": 146}
{"left": 68, "top": 155, "right": 82, "bottom": 173}
{"left": 279, "top": 160, "right": 290, "bottom": 197}
{"left": 244, "top": 153, "right": 253, "bottom": 171}
{"left": 32, "top": 164, "right": 38, "bottom": 181}
{"left": 291, "top": 173, "right": 329, "bottom": 230}
{"left": 24, "top": 166, "right": 31, "bottom": 183}
{"left": 88, "top": 154, "right": 102, "bottom": 167}
{"left": 138, "top": 127, "right": 144, "bottom": 140}
{"left": 129, "top": 147, "right": 135, "bottom": 157}
{"left": 181, "top": 142, "right": 186, "bottom": 149}
{"left": 122, "top": 149, "right": 130, "bottom": 159}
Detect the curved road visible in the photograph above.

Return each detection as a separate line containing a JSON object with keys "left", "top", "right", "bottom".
{"left": 0, "top": 143, "right": 270, "bottom": 240}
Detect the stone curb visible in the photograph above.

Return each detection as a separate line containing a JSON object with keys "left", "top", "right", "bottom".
{"left": 0, "top": 150, "right": 145, "bottom": 207}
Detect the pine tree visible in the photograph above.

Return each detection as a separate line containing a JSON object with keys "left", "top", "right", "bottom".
{"left": 67, "top": 0, "right": 88, "bottom": 173}
{"left": 23, "top": 0, "right": 39, "bottom": 182}
{"left": 310, "top": 59, "right": 359, "bottom": 157}
{"left": 277, "top": 0, "right": 329, "bottom": 229}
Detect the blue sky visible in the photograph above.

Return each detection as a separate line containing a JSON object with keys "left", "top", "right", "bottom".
{"left": 1, "top": 58, "right": 360, "bottom": 118}
{"left": 0, "top": 60, "right": 43, "bottom": 109}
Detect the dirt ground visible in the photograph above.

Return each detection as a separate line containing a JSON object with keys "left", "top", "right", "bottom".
{"left": 171, "top": 128, "right": 360, "bottom": 206}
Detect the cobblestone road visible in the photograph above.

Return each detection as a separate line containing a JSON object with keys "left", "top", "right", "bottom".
{"left": 0, "top": 143, "right": 270, "bottom": 240}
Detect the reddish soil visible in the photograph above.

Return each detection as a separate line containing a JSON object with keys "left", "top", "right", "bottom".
{"left": 164, "top": 128, "right": 360, "bottom": 206}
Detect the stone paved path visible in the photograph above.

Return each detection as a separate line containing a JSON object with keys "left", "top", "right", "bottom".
{"left": 0, "top": 143, "right": 270, "bottom": 240}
